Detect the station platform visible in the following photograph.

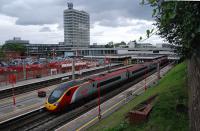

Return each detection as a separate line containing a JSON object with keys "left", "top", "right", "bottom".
{"left": 0, "top": 64, "right": 119, "bottom": 92}
{"left": 0, "top": 84, "right": 56, "bottom": 122}
{"left": 56, "top": 64, "right": 173, "bottom": 131}
{"left": 0, "top": 63, "right": 123, "bottom": 123}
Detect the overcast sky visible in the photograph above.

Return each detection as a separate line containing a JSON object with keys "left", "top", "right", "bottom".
{"left": 0, "top": 0, "right": 165, "bottom": 45}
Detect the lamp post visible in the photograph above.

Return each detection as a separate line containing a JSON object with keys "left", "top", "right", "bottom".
{"left": 9, "top": 74, "right": 16, "bottom": 107}
{"left": 144, "top": 68, "right": 147, "bottom": 91}
{"left": 97, "top": 80, "right": 101, "bottom": 120}
{"left": 45, "top": 48, "right": 47, "bottom": 59}
{"left": 72, "top": 58, "right": 75, "bottom": 80}
{"left": 26, "top": 46, "right": 28, "bottom": 57}
{"left": 52, "top": 49, "right": 55, "bottom": 60}
{"left": 23, "top": 59, "right": 26, "bottom": 80}
{"left": 157, "top": 60, "right": 160, "bottom": 80}
{"left": 12, "top": 86, "right": 16, "bottom": 106}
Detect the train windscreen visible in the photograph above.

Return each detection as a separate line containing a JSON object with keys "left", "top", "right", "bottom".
{"left": 48, "top": 89, "right": 63, "bottom": 104}
{"left": 47, "top": 80, "right": 84, "bottom": 104}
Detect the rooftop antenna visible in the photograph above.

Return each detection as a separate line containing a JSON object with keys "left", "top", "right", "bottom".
{"left": 67, "top": 2, "right": 73, "bottom": 9}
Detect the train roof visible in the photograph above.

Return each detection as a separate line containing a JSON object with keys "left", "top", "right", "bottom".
{"left": 126, "top": 64, "right": 146, "bottom": 71}
{"left": 56, "top": 79, "right": 87, "bottom": 91}
{"left": 90, "top": 64, "right": 145, "bottom": 81}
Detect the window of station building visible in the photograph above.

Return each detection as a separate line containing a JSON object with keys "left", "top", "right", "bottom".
{"left": 153, "top": 50, "right": 159, "bottom": 53}
{"left": 99, "top": 76, "right": 121, "bottom": 87}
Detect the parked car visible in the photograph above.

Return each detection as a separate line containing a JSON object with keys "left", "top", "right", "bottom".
{"left": 38, "top": 90, "right": 46, "bottom": 97}
{"left": 0, "top": 61, "right": 8, "bottom": 67}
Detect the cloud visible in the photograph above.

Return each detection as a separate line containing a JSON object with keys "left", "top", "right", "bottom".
{"left": 0, "top": 0, "right": 162, "bottom": 45}
{"left": 98, "top": 17, "right": 154, "bottom": 27}
{"left": 39, "top": 27, "right": 52, "bottom": 32}
{"left": 91, "top": 31, "right": 104, "bottom": 36}
{"left": 0, "top": 0, "right": 153, "bottom": 27}
{"left": 0, "top": 0, "right": 64, "bottom": 26}
{"left": 72, "top": 0, "right": 153, "bottom": 27}
{"left": 0, "top": 14, "right": 63, "bottom": 44}
{"left": 90, "top": 19, "right": 164, "bottom": 45}
{"left": 126, "top": 20, "right": 154, "bottom": 34}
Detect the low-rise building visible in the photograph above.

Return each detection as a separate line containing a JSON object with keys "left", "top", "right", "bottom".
{"left": 3, "top": 38, "right": 178, "bottom": 60}
{"left": 127, "top": 41, "right": 155, "bottom": 48}
{"left": 5, "top": 37, "right": 29, "bottom": 45}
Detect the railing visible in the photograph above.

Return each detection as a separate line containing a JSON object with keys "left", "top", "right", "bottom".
{"left": 0, "top": 60, "right": 100, "bottom": 87}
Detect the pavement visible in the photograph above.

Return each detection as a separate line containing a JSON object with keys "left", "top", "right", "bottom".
{"left": 0, "top": 84, "right": 57, "bottom": 122}
{"left": 55, "top": 64, "right": 173, "bottom": 131}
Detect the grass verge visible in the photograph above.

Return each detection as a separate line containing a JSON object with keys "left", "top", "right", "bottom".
{"left": 87, "top": 62, "right": 188, "bottom": 131}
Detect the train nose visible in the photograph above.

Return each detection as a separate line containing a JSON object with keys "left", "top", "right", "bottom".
{"left": 45, "top": 102, "right": 57, "bottom": 111}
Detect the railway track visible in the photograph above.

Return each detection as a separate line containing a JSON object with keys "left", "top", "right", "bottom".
{"left": 0, "top": 64, "right": 123, "bottom": 99}
{"left": 0, "top": 64, "right": 163, "bottom": 131}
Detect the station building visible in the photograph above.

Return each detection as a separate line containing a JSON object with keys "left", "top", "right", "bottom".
{"left": 3, "top": 37, "right": 179, "bottom": 63}
{"left": 25, "top": 43, "right": 178, "bottom": 64}
{"left": 2, "top": 2, "right": 179, "bottom": 63}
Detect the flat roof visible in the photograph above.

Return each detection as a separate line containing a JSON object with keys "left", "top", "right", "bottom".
{"left": 131, "top": 55, "right": 163, "bottom": 59}
{"left": 84, "top": 55, "right": 131, "bottom": 59}
{"left": 71, "top": 47, "right": 174, "bottom": 51}
{"left": 84, "top": 54, "right": 166, "bottom": 59}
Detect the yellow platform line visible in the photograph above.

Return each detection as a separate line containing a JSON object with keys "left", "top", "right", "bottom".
{"left": 76, "top": 98, "right": 124, "bottom": 131}
{"left": 76, "top": 69, "right": 166, "bottom": 131}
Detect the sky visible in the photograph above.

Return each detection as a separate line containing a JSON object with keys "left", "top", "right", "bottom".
{"left": 0, "top": 0, "right": 165, "bottom": 45}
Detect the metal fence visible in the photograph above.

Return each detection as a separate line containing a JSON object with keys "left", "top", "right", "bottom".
{"left": 0, "top": 60, "right": 99, "bottom": 87}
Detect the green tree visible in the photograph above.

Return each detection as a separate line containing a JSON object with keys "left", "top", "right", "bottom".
{"left": 113, "top": 41, "right": 127, "bottom": 48}
{"left": 2, "top": 43, "right": 26, "bottom": 55}
{"left": 105, "top": 41, "right": 114, "bottom": 48}
{"left": 0, "top": 47, "right": 4, "bottom": 59}
{"left": 144, "top": 1, "right": 200, "bottom": 130}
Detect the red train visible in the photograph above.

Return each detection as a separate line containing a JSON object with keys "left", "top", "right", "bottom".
{"left": 45, "top": 57, "right": 168, "bottom": 112}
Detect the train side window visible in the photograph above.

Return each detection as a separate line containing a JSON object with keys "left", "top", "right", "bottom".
{"left": 99, "top": 76, "right": 121, "bottom": 87}
{"left": 126, "top": 72, "right": 129, "bottom": 78}
{"left": 66, "top": 90, "right": 71, "bottom": 96}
